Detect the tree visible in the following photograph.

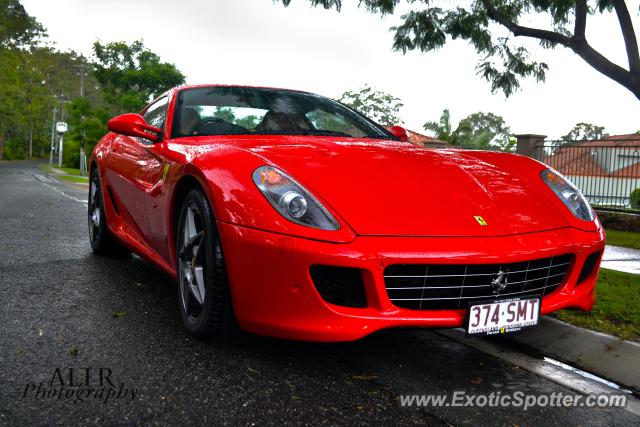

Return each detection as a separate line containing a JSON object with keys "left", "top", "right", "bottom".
{"left": 0, "top": 0, "right": 46, "bottom": 49}
{"left": 424, "top": 109, "right": 514, "bottom": 150}
{"left": 92, "top": 40, "right": 185, "bottom": 113}
{"left": 338, "top": 85, "right": 403, "bottom": 126}
{"left": 279, "top": 1, "right": 640, "bottom": 101}
{"left": 562, "top": 122, "right": 608, "bottom": 141}
{"left": 64, "top": 98, "right": 110, "bottom": 167}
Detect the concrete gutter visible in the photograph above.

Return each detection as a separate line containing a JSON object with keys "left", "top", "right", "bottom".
{"left": 501, "top": 316, "right": 640, "bottom": 392}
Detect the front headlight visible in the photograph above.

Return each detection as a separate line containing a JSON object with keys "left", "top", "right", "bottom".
{"left": 541, "top": 169, "right": 594, "bottom": 221}
{"left": 252, "top": 166, "right": 340, "bottom": 230}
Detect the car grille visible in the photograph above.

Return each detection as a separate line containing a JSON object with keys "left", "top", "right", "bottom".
{"left": 384, "top": 254, "right": 573, "bottom": 310}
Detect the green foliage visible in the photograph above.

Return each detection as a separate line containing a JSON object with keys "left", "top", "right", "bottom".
{"left": 631, "top": 188, "right": 640, "bottom": 210}
{"left": 92, "top": 40, "right": 185, "bottom": 113}
{"left": 279, "top": 1, "right": 640, "bottom": 99}
{"left": 424, "top": 109, "right": 513, "bottom": 150}
{"left": 65, "top": 98, "right": 109, "bottom": 156}
{"left": 562, "top": 122, "right": 608, "bottom": 142}
{"left": 0, "top": 0, "right": 46, "bottom": 49}
{"left": 62, "top": 137, "right": 81, "bottom": 168}
{"left": 1, "top": 4, "right": 185, "bottom": 164}
{"left": 212, "top": 107, "right": 235, "bottom": 123}
{"left": 235, "top": 115, "right": 261, "bottom": 129}
{"left": 606, "top": 229, "right": 640, "bottom": 249}
{"left": 338, "top": 85, "right": 403, "bottom": 126}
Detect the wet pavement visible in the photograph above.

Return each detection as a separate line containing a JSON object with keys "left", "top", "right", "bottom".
{"left": 602, "top": 245, "right": 640, "bottom": 275}
{"left": 0, "top": 160, "right": 637, "bottom": 425}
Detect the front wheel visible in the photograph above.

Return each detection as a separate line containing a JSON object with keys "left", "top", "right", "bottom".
{"left": 176, "top": 189, "right": 236, "bottom": 339}
{"left": 88, "top": 169, "right": 128, "bottom": 256}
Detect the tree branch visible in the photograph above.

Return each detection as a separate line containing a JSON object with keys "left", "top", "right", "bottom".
{"left": 574, "top": 0, "right": 587, "bottom": 39}
{"left": 480, "top": 0, "right": 572, "bottom": 47}
{"left": 570, "top": 38, "right": 637, "bottom": 96}
{"left": 611, "top": 0, "right": 640, "bottom": 74}
{"left": 481, "top": 0, "right": 640, "bottom": 100}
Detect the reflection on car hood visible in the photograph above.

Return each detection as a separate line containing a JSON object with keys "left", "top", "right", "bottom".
{"left": 234, "top": 136, "right": 569, "bottom": 237}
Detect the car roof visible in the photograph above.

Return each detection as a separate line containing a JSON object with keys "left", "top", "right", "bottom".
{"left": 173, "top": 84, "right": 314, "bottom": 95}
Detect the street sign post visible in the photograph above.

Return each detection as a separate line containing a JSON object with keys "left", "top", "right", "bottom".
{"left": 56, "top": 122, "right": 68, "bottom": 168}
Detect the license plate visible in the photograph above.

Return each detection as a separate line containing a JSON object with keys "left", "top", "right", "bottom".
{"left": 466, "top": 296, "right": 540, "bottom": 336}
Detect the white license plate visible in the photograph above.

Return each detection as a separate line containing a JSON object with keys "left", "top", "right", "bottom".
{"left": 466, "top": 297, "right": 540, "bottom": 336}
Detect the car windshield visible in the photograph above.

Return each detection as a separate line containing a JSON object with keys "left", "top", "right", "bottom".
{"left": 172, "top": 86, "right": 395, "bottom": 140}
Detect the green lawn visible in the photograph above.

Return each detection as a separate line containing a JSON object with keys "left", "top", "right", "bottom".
{"left": 555, "top": 269, "right": 640, "bottom": 340}
{"left": 38, "top": 164, "right": 83, "bottom": 176}
{"left": 38, "top": 164, "right": 55, "bottom": 174}
{"left": 57, "top": 174, "right": 88, "bottom": 184}
{"left": 38, "top": 164, "right": 88, "bottom": 183}
{"left": 605, "top": 229, "right": 640, "bottom": 250}
{"left": 57, "top": 166, "right": 82, "bottom": 176}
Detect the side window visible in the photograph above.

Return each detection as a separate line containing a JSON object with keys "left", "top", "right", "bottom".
{"left": 306, "top": 109, "right": 366, "bottom": 137}
{"left": 142, "top": 97, "right": 169, "bottom": 133}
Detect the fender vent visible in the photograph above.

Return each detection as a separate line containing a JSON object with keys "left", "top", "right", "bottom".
{"left": 106, "top": 186, "right": 120, "bottom": 215}
{"left": 310, "top": 265, "right": 367, "bottom": 308}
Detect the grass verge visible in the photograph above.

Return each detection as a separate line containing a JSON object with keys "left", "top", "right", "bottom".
{"left": 38, "top": 164, "right": 88, "bottom": 184}
{"left": 605, "top": 229, "right": 640, "bottom": 250}
{"left": 38, "top": 164, "right": 55, "bottom": 174}
{"left": 555, "top": 268, "right": 640, "bottom": 340}
{"left": 57, "top": 175, "right": 89, "bottom": 184}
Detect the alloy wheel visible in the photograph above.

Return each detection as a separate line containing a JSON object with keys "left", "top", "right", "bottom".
{"left": 178, "top": 204, "right": 206, "bottom": 319}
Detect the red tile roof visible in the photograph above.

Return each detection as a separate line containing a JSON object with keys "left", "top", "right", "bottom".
{"left": 542, "top": 134, "right": 640, "bottom": 178}
{"left": 406, "top": 129, "right": 448, "bottom": 147}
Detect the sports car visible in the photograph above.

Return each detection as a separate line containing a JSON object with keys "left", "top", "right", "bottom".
{"left": 88, "top": 84, "right": 605, "bottom": 341}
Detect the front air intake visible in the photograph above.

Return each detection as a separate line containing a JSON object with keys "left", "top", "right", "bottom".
{"left": 310, "top": 265, "right": 367, "bottom": 308}
{"left": 577, "top": 251, "right": 602, "bottom": 285}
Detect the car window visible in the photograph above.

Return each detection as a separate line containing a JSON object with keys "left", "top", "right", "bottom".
{"left": 305, "top": 108, "right": 367, "bottom": 138}
{"left": 195, "top": 106, "right": 268, "bottom": 131}
{"left": 172, "top": 86, "right": 394, "bottom": 140}
{"left": 143, "top": 96, "right": 169, "bottom": 132}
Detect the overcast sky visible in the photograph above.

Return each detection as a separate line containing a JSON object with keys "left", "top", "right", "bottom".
{"left": 21, "top": 0, "right": 640, "bottom": 139}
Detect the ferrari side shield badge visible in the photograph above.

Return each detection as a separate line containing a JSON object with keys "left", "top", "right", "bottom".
{"left": 474, "top": 215, "right": 488, "bottom": 226}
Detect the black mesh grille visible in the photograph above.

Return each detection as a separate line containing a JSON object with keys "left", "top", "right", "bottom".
{"left": 577, "top": 251, "right": 602, "bottom": 284}
{"left": 384, "top": 254, "right": 573, "bottom": 310}
{"left": 310, "top": 265, "right": 367, "bottom": 308}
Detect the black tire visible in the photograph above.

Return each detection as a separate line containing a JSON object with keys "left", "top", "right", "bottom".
{"left": 176, "top": 189, "right": 236, "bottom": 339}
{"left": 88, "top": 169, "right": 128, "bottom": 256}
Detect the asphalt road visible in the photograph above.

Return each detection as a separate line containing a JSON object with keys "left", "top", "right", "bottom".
{"left": 0, "top": 160, "right": 636, "bottom": 426}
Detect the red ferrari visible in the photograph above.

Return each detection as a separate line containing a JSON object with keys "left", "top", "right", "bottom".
{"left": 89, "top": 84, "right": 605, "bottom": 341}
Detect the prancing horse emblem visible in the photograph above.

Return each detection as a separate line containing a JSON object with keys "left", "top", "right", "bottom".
{"left": 491, "top": 270, "right": 508, "bottom": 294}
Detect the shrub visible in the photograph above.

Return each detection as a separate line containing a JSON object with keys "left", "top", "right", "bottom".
{"left": 2, "top": 139, "right": 26, "bottom": 160}
{"left": 631, "top": 188, "right": 640, "bottom": 210}
{"left": 62, "top": 138, "right": 81, "bottom": 169}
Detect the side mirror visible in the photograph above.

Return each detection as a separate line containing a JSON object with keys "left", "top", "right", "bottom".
{"left": 386, "top": 125, "right": 409, "bottom": 143}
{"left": 107, "top": 114, "right": 161, "bottom": 142}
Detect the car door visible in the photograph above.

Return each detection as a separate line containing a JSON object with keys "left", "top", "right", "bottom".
{"left": 105, "top": 97, "right": 168, "bottom": 246}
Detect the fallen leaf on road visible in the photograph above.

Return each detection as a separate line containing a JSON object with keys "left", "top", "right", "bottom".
{"left": 112, "top": 311, "right": 128, "bottom": 318}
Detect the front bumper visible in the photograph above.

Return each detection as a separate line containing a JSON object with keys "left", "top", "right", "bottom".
{"left": 218, "top": 222, "right": 605, "bottom": 341}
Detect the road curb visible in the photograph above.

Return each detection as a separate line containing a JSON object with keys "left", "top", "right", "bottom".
{"left": 502, "top": 316, "right": 640, "bottom": 392}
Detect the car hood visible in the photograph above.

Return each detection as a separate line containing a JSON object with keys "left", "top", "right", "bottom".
{"left": 233, "top": 136, "right": 568, "bottom": 237}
